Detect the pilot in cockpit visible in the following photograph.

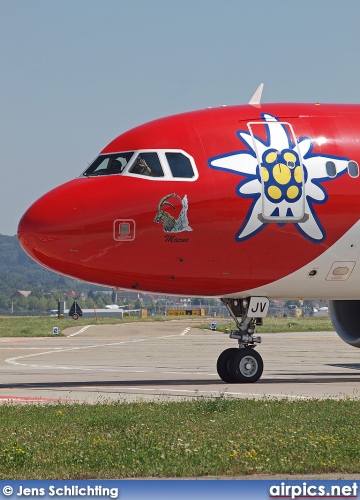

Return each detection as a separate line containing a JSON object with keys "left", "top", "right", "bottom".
{"left": 131, "top": 158, "right": 153, "bottom": 176}
{"left": 108, "top": 159, "right": 124, "bottom": 174}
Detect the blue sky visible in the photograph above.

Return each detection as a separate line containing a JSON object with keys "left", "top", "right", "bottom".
{"left": 1, "top": 0, "right": 360, "bottom": 235}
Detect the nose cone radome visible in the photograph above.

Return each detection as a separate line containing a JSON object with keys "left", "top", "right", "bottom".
{"left": 18, "top": 190, "right": 84, "bottom": 273}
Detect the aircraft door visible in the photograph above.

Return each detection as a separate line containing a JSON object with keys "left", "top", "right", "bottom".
{"left": 247, "top": 121, "right": 308, "bottom": 223}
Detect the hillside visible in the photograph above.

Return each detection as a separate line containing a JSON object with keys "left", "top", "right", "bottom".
{"left": 0, "top": 234, "right": 86, "bottom": 295}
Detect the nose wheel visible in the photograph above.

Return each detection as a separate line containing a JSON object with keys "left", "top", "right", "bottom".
{"left": 218, "top": 297, "right": 267, "bottom": 383}
{"left": 216, "top": 348, "right": 238, "bottom": 383}
{"left": 217, "top": 348, "right": 263, "bottom": 383}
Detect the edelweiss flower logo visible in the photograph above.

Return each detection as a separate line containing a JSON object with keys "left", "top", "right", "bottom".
{"left": 209, "top": 113, "right": 350, "bottom": 243}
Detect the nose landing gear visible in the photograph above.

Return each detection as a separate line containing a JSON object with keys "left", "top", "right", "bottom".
{"left": 217, "top": 297, "right": 268, "bottom": 383}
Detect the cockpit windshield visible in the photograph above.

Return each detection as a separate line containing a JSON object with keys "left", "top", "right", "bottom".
{"left": 81, "top": 149, "right": 198, "bottom": 181}
{"left": 83, "top": 152, "right": 134, "bottom": 176}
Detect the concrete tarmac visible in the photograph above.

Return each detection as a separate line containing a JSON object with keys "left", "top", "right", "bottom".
{"left": 0, "top": 319, "right": 360, "bottom": 403}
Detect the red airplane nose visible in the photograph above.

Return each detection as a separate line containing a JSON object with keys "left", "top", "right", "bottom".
{"left": 18, "top": 190, "right": 84, "bottom": 273}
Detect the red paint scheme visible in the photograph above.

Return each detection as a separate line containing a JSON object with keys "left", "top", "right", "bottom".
{"left": 18, "top": 103, "right": 360, "bottom": 297}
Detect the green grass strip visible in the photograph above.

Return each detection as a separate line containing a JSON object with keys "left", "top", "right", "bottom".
{"left": 0, "top": 315, "right": 334, "bottom": 338}
{"left": 199, "top": 316, "right": 334, "bottom": 333}
{"left": 0, "top": 398, "right": 359, "bottom": 479}
{"left": 0, "top": 315, "right": 172, "bottom": 337}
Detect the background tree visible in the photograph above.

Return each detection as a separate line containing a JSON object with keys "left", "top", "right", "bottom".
{"left": 28, "top": 296, "right": 40, "bottom": 311}
{"left": 134, "top": 298, "right": 143, "bottom": 309}
{"left": 96, "top": 297, "right": 105, "bottom": 309}
{"left": 46, "top": 297, "right": 58, "bottom": 311}
{"left": 31, "top": 285, "right": 44, "bottom": 299}
{"left": 38, "top": 297, "right": 47, "bottom": 311}
{"left": 0, "top": 293, "right": 11, "bottom": 310}
{"left": 147, "top": 299, "right": 155, "bottom": 314}
{"left": 15, "top": 296, "right": 28, "bottom": 311}
{"left": 85, "top": 298, "right": 96, "bottom": 309}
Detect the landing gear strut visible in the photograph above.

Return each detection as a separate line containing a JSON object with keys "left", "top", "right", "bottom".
{"left": 217, "top": 297, "right": 268, "bottom": 383}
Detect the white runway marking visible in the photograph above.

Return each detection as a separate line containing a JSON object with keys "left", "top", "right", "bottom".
{"left": 4, "top": 329, "right": 191, "bottom": 371}
{"left": 5, "top": 337, "right": 155, "bottom": 366}
{"left": 68, "top": 325, "right": 92, "bottom": 337}
{"left": 180, "top": 327, "right": 191, "bottom": 336}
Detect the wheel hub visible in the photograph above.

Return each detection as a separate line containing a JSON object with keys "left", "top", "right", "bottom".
{"left": 240, "top": 356, "right": 258, "bottom": 377}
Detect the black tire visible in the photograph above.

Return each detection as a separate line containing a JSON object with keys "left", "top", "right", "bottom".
{"left": 217, "top": 348, "right": 238, "bottom": 383}
{"left": 228, "top": 348, "right": 263, "bottom": 383}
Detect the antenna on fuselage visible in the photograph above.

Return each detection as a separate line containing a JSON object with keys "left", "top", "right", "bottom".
{"left": 249, "top": 83, "right": 264, "bottom": 108}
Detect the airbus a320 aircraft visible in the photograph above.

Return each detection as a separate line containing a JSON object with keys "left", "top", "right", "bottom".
{"left": 17, "top": 85, "right": 360, "bottom": 384}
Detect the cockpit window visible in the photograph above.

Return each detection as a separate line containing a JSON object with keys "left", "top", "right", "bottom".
{"left": 83, "top": 152, "right": 134, "bottom": 176}
{"left": 81, "top": 149, "right": 198, "bottom": 181}
{"left": 129, "top": 153, "right": 164, "bottom": 177}
{"left": 166, "top": 152, "right": 195, "bottom": 178}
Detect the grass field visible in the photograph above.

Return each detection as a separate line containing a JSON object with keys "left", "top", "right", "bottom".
{"left": 198, "top": 315, "right": 333, "bottom": 333}
{"left": 0, "top": 398, "right": 359, "bottom": 479}
{"left": 0, "top": 314, "right": 334, "bottom": 337}
{"left": 0, "top": 315, "right": 170, "bottom": 337}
